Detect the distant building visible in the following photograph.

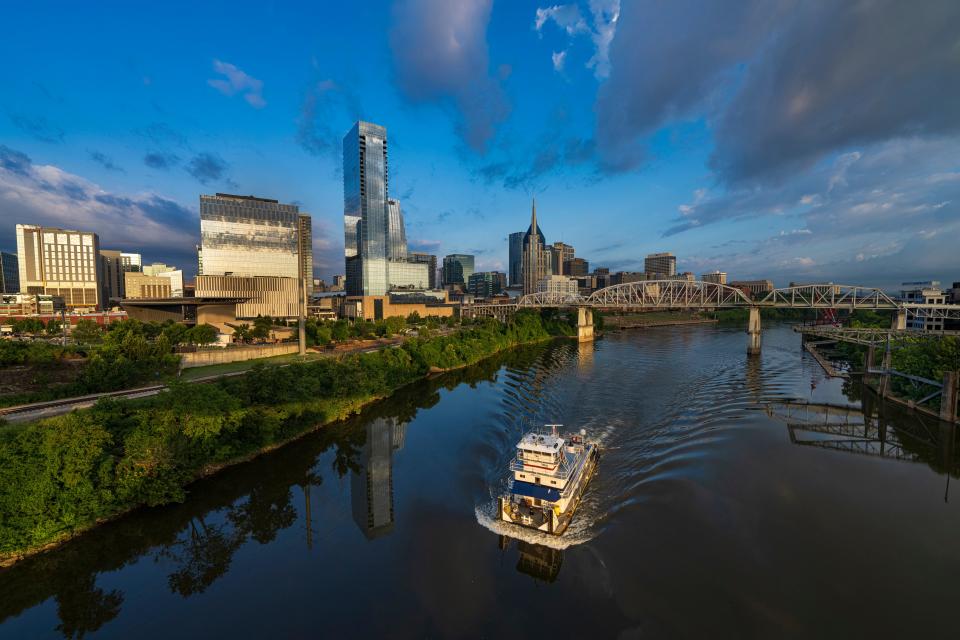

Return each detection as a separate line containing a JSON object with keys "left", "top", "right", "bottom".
{"left": 442, "top": 254, "right": 475, "bottom": 286}
{"left": 298, "top": 214, "right": 313, "bottom": 295}
{"left": 552, "top": 242, "right": 574, "bottom": 275}
{"left": 537, "top": 275, "right": 579, "bottom": 297}
{"left": 612, "top": 271, "right": 646, "bottom": 285}
{"left": 730, "top": 279, "right": 774, "bottom": 299}
{"left": 901, "top": 281, "right": 946, "bottom": 331}
{"left": 0, "top": 252, "right": 18, "bottom": 294}
{"left": 16, "top": 224, "right": 102, "bottom": 310}
{"left": 124, "top": 273, "right": 173, "bottom": 299}
{"left": 522, "top": 200, "right": 550, "bottom": 295}
{"left": 644, "top": 252, "right": 676, "bottom": 278}
{"left": 508, "top": 231, "right": 525, "bottom": 287}
{"left": 344, "top": 121, "right": 389, "bottom": 297}
{"left": 388, "top": 260, "right": 430, "bottom": 290}
{"left": 468, "top": 271, "right": 506, "bottom": 298}
{"left": 409, "top": 252, "right": 438, "bottom": 289}
{"left": 564, "top": 257, "right": 589, "bottom": 277}
{"left": 0, "top": 293, "right": 66, "bottom": 317}
{"left": 701, "top": 271, "right": 728, "bottom": 285}
{"left": 332, "top": 274, "right": 346, "bottom": 291}
{"left": 121, "top": 252, "right": 142, "bottom": 273}
{"left": 950, "top": 281, "right": 960, "bottom": 305}
{"left": 99, "top": 250, "right": 125, "bottom": 303}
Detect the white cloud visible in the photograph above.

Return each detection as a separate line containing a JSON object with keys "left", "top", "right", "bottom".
{"left": 551, "top": 50, "right": 567, "bottom": 72}
{"left": 207, "top": 59, "right": 266, "bottom": 109}
{"left": 535, "top": 4, "right": 588, "bottom": 34}
{"left": 534, "top": 0, "right": 619, "bottom": 78}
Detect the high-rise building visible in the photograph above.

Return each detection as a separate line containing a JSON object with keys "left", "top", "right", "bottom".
{"left": 537, "top": 275, "right": 579, "bottom": 297}
{"left": 442, "top": 254, "right": 475, "bottom": 286}
{"left": 701, "top": 271, "right": 728, "bottom": 285}
{"left": 409, "top": 252, "right": 438, "bottom": 289}
{"left": 199, "top": 193, "right": 309, "bottom": 281}
{"left": 522, "top": 200, "right": 550, "bottom": 295}
{"left": 120, "top": 252, "right": 142, "bottom": 273}
{"left": 16, "top": 224, "right": 102, "bottom": 310}
{"left": 386, "top": 199, "right": 407, "bottom": 260}
{"left": 99, "top": 250, "right": 124, "bottom": 302}
{"left": 0, "top": 252, "right": 19, "bottom": 294}
{"left": 124, "top": 273, "right": 173, "bottom": 299}
{"left": 552, "top": 242, "right": 574, "bottom": 276}
{"left": 644, "top": 252, "right": 677, "bottom": 278}
{"left": 344, "top": 121, "right": 389, "bottom": 297}
{"left": 298, "top": 214, "right": 313, "bottom": 295}
{"left": 468, "top": 271, "right": 506, "bottom": 298}
{"left": 508, "top": 231, "right": 525, "bottom": 287}
{"left": 565, "top": 257, "right": 589, "bottom": 277}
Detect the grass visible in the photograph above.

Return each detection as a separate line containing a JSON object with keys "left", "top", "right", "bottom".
{"left": 178, "top": 350, "right": 329, "bottom": 381}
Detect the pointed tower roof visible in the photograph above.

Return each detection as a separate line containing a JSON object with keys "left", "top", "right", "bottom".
{"left": 524, "top": 197, "right": 545, "bottom": 246}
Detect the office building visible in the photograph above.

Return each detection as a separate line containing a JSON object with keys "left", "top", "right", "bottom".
{"left": 522, "top": 200, "right": 550, "bottom": 295}
{"left": 121, "top": 252, "right": 142, "bottom": 273}
{"left": 701, "top": 271, "right": 728, "bottom": 285}
{"left": 508, "top": 231, "right": 525, "bottom": 287}
{"left": 537, "top": 275, "right": 579, "bottom": 297}
{"left": 468, "top": 271, "right": 506, "bottom": 298}
{"left": 196, "top": 274, "right": 300, "bottom": 320}
{"left": 199, "top": 193, "right": 311, "bottom": 282}
{"left": 332, "top": 274, "right": 346, "bottom": 291}
{"left": 0, "top": 293, "right": 65, "bottom": 317}
{"left": 442, "top": 254, "right": 475, "bottom": 286}
{"left": 344, "top": 121, "right": 389, "bottom": 296}
{"left": 551, "top": 242, "right": 574, "bottom": 276}
{"left": 611, "top": 271, "right": 646, "bottom": 285}
{"left": 16, "top": 224, "right": 102, "bottom": 310}
{"left": 730, "top": 279, "right": 775, "bottom": 299}
{"left": 901, "top": 281, "right": 946, "bottom": 331}
{"left": 387, "top": 260, "right": 430, "bottom": 290}
{"left": 386, "top": 199, "right": 407, "bottom": 260}
{"left": 142, "top": 263, "right": 177, "bottom": 276}
{"left": 298, "top": 214, "right": 313, "bottom": 295}
{"left": 99, "top": 250, "right": 125, "bottom": 302}
{"left": 565, "top": 257, "right": 589, "bottom": 277}
{"left": 124, "top": 273, "right": 173, "bottom": 299}
{"left": 409, "top": 253, "right": 438, "bottom": 289}
{"left": 644, "top": 252, "right": 677, "bottom": 278}
{"left": 950, "top": 282, "right": 960, "bottom": 305}
{"left": 1, "top": 251, "right": 20, "bottom": 294}
{"left": 139, "top": 265, "right": 184, "bottom": 297}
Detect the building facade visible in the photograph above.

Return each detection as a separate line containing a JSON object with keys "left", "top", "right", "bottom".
{"left": 99, "top": 250, "right": 125, "bottom": 303}
{"left": 508, "top": 231, "right": 525, "bottom": 287}
{"left": 387, "top": 260, "right": 430, "bottom": 290}
{"left": 565, "top": 257, "right": 589, "bottom": 277}
{"left": 196, "top": 274, "right": 300, "bottom": 320}
{"left": 537, "top": 275, "right": 579, "bottom": 297}
{"left": 124, "top": 273, "right": 173, "bottom": 299}
{"left": 1, "top": 251, "right": 20, "bottom": 294}
{"left": 701, "top": 271, "right": 728, "bottom": 285}
{"left": 386, "top": 199, "right": 407, "bottom": 260}
{"left": 644, "top": 252, "right": 677, "bottom": 278}
{"left": 199, "top": 193, "right": 309, "bottom": 281}
{"left": 442, "top": 254, "right": 475, "bottom": 286}
{"left": 409, "top": 253, "right": 437, "bottom": 289}
{"left": 16, "top": 224, "right": 102, "bottom": 310}
{"left": 468, "top": 271, "right": 506, "bottom": 298}
{"left": 730, "top": 279, "right": 775, "bottom": 299}
{"left": 298, "top": 214, "right": 313, "bottom": 295}
{"left": 344, "top": 121, "right": 389, "bottom": 297}
{"left": 901, "top": 281, "right": 946, "bottom": 331}
{"left": 551, "top": 242, "right": 574, "bottom": 276}
{"left": 522, "top": 201, "right": 550, "bottom": 295}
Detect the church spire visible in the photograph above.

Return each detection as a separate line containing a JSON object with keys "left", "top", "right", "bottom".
{"left": 531, "top": 197, "right": 537, "bottom": 238}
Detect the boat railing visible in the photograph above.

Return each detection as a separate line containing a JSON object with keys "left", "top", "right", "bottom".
{"left": 509, "top": 457, "right": 574, "bottom": 480}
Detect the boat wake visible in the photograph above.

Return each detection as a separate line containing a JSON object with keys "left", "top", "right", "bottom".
{"left": 474, "top": 498, "right": 599, "bottom": 551}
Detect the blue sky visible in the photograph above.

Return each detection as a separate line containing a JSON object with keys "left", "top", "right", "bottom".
{"left": 1, "top": 0, "right": 958, "bottom": 289}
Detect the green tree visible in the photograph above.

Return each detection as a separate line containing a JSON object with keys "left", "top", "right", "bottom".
{"left": 45, "top": 318, "right": 63, "bottom": 336}
{"left": 251, "top": 316, "right": 273, "bottom": 342}
{"left": 71, "top": 319, "right": 103, "bottom": 345}
{"left": 230, "top": 323, "right": 252, "bottom": 344}
{"left": 331, "top": 320, "right": 350, "bottom": 342}
{"left": 188, "top": 324, "right": 219, "bottom": 346}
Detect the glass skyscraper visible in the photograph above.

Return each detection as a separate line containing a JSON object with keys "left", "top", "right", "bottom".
{"left": 344, "top": 121, "right": 389, "bottom": 296}
{"left": 199, "top": 193, "right": 311, "bottom": 280}
{"left": 442, "top": 254, "right": 475, "bottom": 286}
{"left": 386, "top": 198, "right": 407, "bottom": 260}
{"left": 0, "top": 251, "right": 20, "bottom": 294}
{"left": 508, "top": 231, "right": 524, "bottom": 287}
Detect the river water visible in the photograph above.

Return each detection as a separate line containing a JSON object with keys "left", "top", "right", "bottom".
{"left": 2, "top": 324, "right": 959, "bottom": 638}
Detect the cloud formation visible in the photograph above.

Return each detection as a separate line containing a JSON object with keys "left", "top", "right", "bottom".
{"left": 185, "top": 152, "right": 229, "bottom": 185}
{"left": 89, "top": 151, "right": 123, "bottom": 172}
{"left": 390, "top": 0, "right": 508, "bottom": 152}
{"left": 534, "top": 1, "right": 620, "bottom": 78}
{"left": 9, "top": 114, "right": 65, "bottom": 143}
{"left": 297, "top": 79, "right": 362, "bottom": 158}
{"left": 207, "top": 59, "right": 266, "bottom": 109}
{"left": 0, "top": 145, "right": 198, "bottom": 264}
{"left": 144, "top": 151, "right": 180, "bottom": 170}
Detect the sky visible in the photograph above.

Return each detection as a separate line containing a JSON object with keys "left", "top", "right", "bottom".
{"left": 1, "top": 0, "right": 958, "bottom": 290}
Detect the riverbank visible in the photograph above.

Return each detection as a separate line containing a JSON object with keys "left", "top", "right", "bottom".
{"left": 0, "top": 312, "right": 572, "bottom": 567}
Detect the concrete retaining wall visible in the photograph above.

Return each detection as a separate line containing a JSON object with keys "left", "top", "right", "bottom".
{"left": 180, "top": 343, "right": 299, "bottom": 368}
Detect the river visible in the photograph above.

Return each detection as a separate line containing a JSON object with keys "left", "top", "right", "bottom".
{"left": 2, "top": 324, "right": 958, "bottom": 638}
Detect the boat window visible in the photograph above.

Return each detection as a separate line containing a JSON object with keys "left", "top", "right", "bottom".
{"left": 535, "top": 477, "right": 541, "bottom": 484}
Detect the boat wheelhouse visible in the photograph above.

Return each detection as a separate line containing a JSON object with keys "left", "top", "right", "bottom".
{"left": 498, "top": 425, "right": 598, "bottom": 535}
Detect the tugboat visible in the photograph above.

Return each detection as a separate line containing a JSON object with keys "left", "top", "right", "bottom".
{"left": 498, "top": 425, "right": 599, "bottom": 535}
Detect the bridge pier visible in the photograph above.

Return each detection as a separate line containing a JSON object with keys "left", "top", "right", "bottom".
{"left": 892, "top": 309, "right": 907, "bottom": 330}
{"left": 942, "top": 371, "right": 958, "bottom": 424}
{"left": 746, "top": 307, "right": 761, "bottom": 355}
{"left": 576, "top": 307, "right": 594, "bottom": 343}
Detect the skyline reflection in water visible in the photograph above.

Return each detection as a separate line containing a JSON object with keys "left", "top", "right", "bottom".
{"left": 1, "top": 325, "right": 959, "bottom": 638}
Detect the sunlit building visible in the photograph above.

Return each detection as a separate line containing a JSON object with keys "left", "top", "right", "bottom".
{"left": 644, "top": 252, "right": 676, "bottom": 278}
{"left": 344, "top": 121, "right": 389, "bottom": 296}
{"left": 701, "top": 271, "right": 728, "bottom": 285}
{"left": 16, "top": 224, "right": 102, "bottom": 310}
{"left": 522, "top": 201, "right": 550, "bottom": 295}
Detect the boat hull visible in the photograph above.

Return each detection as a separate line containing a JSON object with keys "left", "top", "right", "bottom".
{"left": 499, "top": 444, "right": 599, "bottom": 535}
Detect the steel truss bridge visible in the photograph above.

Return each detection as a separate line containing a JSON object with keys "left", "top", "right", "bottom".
{"left": 795, "top": 326, "right": 960, "bottom": 348}
{"left": 469, "top": 281, "right": 960, "bottom": 319}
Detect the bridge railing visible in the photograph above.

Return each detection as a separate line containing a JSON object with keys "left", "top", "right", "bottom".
{"left": 586, "top": 279, "right": 751, "bottom": 308}
{"left": 756, "top": 284, "right": 899, "bottom": 309}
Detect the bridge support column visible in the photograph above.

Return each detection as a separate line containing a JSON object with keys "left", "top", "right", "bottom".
{"left": 892, "top": 309, "right": 907, "bottom": 331}
{"left": 878, "top": 347, "right": 892, "bottom": 397}
{"left": 746, "top": 307, "right": 761, "bottom": 355}
{"left": 576, "top": 307, "right": 594, "bottom": 343}
{"left": 942, "top": 371, "right": 958, "bottom": 424}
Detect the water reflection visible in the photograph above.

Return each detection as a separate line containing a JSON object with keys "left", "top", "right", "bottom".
{"left": 351, "top": 418, "right": 406, "bottom": 539}
{"left": 498, "top": 536, "right": 564, "bottom": 583}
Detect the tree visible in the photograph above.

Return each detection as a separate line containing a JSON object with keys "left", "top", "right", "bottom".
{"left": 231, "top": 323, "right": 252, "bottom": 344}
{"left": 13, "top": 318, "right": 44, "bottom": 335}
{"left": 251, "top": 315, "right": 273, "bottom": 342}
{"left": 45, "top": 318, "right": 63, "bottom": 337}
{"left": 331, "top": 320, "right": 350, "bottom": 342}
{"left": 187, "top": 324, "right": 218, "bottom": 346}
{"left": 161, "top": 322, "right": 189, "bottom": 346}
{"left": 71, "top": 319, "right": 103, "bottom": 345}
